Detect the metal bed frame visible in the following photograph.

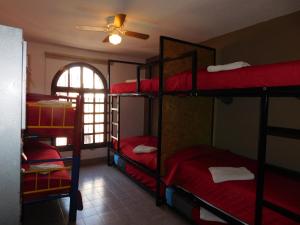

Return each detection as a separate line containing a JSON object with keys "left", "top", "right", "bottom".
{"left": 107, "top": 59, "right": 162, "bottom": 203}
{"left": 107, "top": 36, "right": 300, "bottom": 224}
{"left": 22, "top": 96, "right": 83, "bottom": 222}
{"left": 158, "top": 36, "right": 300, "bottom": 225}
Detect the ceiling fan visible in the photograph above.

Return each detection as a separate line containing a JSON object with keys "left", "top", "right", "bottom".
{"left": 76, "top": 14, "right": 150, "bottom": 45}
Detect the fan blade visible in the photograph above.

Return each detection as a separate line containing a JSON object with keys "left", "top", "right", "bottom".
{"left": 114, "top": 14, "right": 126, "bottom": 28}
{"left": 76, "top": 25, "right": 105, "bottom": 32}
{"left": 124, "top": 31, "right": 149, "bottom": 39}
{"left": 102, "top": 35, "right": 109, "bottom": 43}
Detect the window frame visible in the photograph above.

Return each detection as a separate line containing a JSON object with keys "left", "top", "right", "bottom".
{"left": 51, "top": 62, "right": 107, "bottom": 149}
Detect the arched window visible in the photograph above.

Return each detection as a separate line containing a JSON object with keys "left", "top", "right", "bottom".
{"left": 52, "top": 62, "right": 107, "bottom": 148}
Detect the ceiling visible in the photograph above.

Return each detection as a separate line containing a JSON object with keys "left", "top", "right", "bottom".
{"left": 0, "top": 0, "right": 300, "bottom": 58}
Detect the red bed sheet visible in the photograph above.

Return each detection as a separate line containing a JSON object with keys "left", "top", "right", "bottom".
{"left": 111, "top": 60, "right": 300, "bottom": 93}
{"left": 164, "top": 146, "right": 300, "bottom": 225}
{"left": 114, "top": 136, "right": 157, "bottom": 170}
{"left": 111, "top": 79, "right": 154, "bottom": 94}
{"left": 22, "top": 141, "right": 71, "bottom": 201}
{"left": 125, "top": 163, "right": 157, "bottom": 192}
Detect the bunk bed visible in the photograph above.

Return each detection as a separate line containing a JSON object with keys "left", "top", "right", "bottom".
{"left": 109, "top": 36, "right": 300, "bottom": 224}
{"left": 107, "top": 60, "right": 162, "bottom": 203}
{"left": 155, "top": 36, "right": 300, "bottom": 225}
{"left": 22, "top": 93, "right": 83, "bottom": 222}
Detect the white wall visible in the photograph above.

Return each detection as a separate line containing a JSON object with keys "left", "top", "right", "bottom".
{"left": 204, "top": 11, "right": 300, "bottom": 172}
{"left": 27, "top": 41, "right": 146, "bottom": 159}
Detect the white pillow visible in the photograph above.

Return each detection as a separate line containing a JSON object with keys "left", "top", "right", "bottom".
{"left": 125, "top": 79, "right": 145, "bottom": 83}
{"left": 207, "top": 61, "right": 250, "bottom": 72}
{"left": 133, "top": 145, "right": 157, "bottom": 153}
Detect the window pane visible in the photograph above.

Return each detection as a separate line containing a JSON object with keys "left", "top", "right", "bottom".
{"left": 95, "top": 134, "right": 104, "bottom": 143}
{"left": 83, "top": 67, "right": 94, "bottom": 89}
{"left": 94, "top": 74, "right": 104, "bottom": 89}
{"left": 95, "top": 124, "right": 104, "bottom": 133}
{"left": 54, "top": 65, "right": 106, "bottom": 147}
{"left": 84, "top": 114, "right": 93, "bottom": 124}
{"left": 56, "top": 137, "right": 67, "bottom": 146}
{"left": 70, "top": 67, "right": 81, "bottom": 88}
{"left": 84, "top": 125, "right": 93, "bottom": 134}
{"left": 84, "top": 93, "right": 94, "bottom": 103}
{"left": 57, "top": 71, "right": 68, "bottom": 87}
{"left": 95, "top": 104, "right": 104, "bottom": 113}
{"left": 84, "top": 135, "right": 93, "bottom": 144}
{"left": 95, "top": 94, "right": 105, "bottom": 103}
{"left": 95, "top": 114, "right": 104, "bottom": 123}
{"left": 84, "top": 104, "right": 93, "bottom": 113}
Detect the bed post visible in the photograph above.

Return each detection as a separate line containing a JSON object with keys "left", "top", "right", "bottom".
{"left": 117, "top": 95, "right": 121, "bottom": 152}
{"left": 254, "top": 91, "right": 269, "bottom": 225}
{"left": 148, "top": 65, "right": 153, "bottom": 136}
{"left": 107, "top": 60, "right": 112, "bottom": 166}
{"left": 191, "top": 50, "right": 198, "bottom": 95}
{"left": 69, "top": 95, "right": 83, "bottom": 221}
{"left": 137, "top": 65, "right": 141, "bottom": 93}
{"left": 156, "top": 36, "right": 164, "bottom": 206}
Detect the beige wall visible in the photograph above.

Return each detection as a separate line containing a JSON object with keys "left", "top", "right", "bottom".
{"left": 203, "top": 11, "right": 300, "bottom": 171}
{"left": 27, "top": 41, "right": 146, "bottom": 159}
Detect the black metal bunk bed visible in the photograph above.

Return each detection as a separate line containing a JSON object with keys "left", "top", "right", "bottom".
{"left": 107, "top": 59, "right": 163, "bottom": 204}
{"left": 157, "top": 36, "right": 300, "bottom": 225}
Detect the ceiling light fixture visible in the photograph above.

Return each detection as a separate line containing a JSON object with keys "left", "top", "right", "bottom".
{"left": 109, "top": 33, "right": 122, "bottom": 45}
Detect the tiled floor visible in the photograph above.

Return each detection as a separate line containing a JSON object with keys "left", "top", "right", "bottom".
{"left": 23, "top": 162, "right": 191, "bottom": 225}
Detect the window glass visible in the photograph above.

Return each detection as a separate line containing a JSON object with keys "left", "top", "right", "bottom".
{"left": 53, "top": 64, "right": 106, "bottom": 147}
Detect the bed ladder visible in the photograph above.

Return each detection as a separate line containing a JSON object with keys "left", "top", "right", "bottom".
{"left": 108, "top": 95, "right": 120, "bottom": 165}
{"left": 255, "top": 94, "right": 300, "bottom": 225}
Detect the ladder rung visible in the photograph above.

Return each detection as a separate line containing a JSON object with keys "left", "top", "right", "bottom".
{"left": 268, "top": 126, "right": 300, "bottom": 140}
{"left": 263, "top": 200, "right": 300, "bottom": 222}
{"left": 112, "top": 122, "right": 118, "bottom": 126}
{"left": 111, "top": 108, "right": 118, "bottom": 111}
{"left": 111, "top": 136, "right": 118, "bottom": 141}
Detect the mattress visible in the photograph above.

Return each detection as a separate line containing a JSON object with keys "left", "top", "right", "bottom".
{"left": 164, "top": 146, "right": 300, "bottom": 225}
{"left": 111, "top": 60, "right": 300, "bottom": 93}
{"left": 111, "top": 79, "right": 154, "bottom": 94}
{"left": 114, "top": 136, "right": 157, "bottom": 170}
{"left": 114, "top": 153, "right": 157, "bottom": 191}
{"left": 22, "top": 141, "right": 71, "bottom": 201}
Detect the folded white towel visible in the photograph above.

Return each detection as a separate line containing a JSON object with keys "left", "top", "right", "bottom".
{"left": 133, "top": 145, "right": 157, "bottom": 153}
{"left": 209, "top": 167, "right": 254, "bottom": 183}
{"left": 30, "top": 163, "right": 64, "bottom": 174}
{"left": 207, "top": 61, "right": 250, "bottom": 72}
{"left": 200, "top": 207, "right": 227, "bottom": 223}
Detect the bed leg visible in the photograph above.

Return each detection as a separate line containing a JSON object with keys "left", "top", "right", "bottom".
{"left": 156, "top": 197, "right": 162, "bottom": 207}
{"left": 69, "top": 156, "right": 80, "bottom": 222}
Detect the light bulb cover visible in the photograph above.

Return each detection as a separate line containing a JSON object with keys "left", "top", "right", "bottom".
{"left": 109, "top": 34, "right": 122, "bottom": 45}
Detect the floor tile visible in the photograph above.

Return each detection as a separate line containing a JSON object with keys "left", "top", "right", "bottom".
{"left": 22, "top": 162, "right": 191, "bottom": 225}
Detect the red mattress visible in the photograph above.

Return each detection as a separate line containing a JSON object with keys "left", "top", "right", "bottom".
{"left": 111, "top": 60, "right": 300, "bottom": 93}
{"left": 114, "top": 136, "right": 157, "bottom": 170}
{"left": 125, "top": 163, "right": 157, "bottom": 192}
{"left": 164, "top": 146, "right": 300, "bottom": 225}
{"left": 111, "top": 79, "right": 154, "bottom": 94}
{"left": 22, "top": 141, "right": 71, "bottom": 201}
